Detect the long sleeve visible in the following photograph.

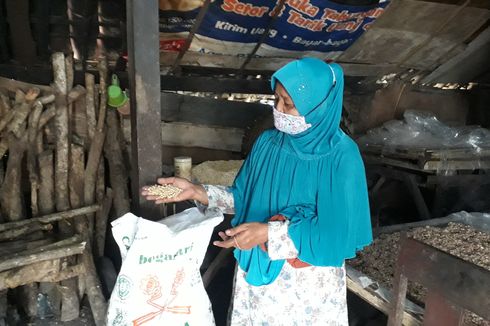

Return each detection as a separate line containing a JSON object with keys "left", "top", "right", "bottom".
{"left": 201, "top": 184, "right": 235, "bottom": 215}
{"left": 285, "top": 148, "right": 373, "bottom": 267}
{"left": 268, "top": 220, "right": 298, "bottom": 260}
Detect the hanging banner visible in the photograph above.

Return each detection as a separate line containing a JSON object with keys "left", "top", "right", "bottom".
{"left": 159, "top": 0, "right": 390, "bottom": 58}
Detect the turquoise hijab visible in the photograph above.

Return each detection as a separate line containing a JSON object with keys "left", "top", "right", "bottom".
{"left": 231, "top": 58, "right": 372, "bottom": 286}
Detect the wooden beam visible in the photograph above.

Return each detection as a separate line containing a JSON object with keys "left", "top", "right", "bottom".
{"left": 122, "top": 120, "right": 243, "bottom": 152}
{"left": 396, "top": 238, "right": 490, "bottom": 320}
{"left": 161, "top": 74, "right": 273, "bottom": 94}
{"left": 161, "top": 51, "right": 399, "bottom": 77}
{"left": 346, "top": 274, "right": 422, "bottom": 326}
{"left": 127, "top": 0, "right": 162, "bottom": 218}
{"left": 160, "top": 92, "right": 270, "bottom": 128}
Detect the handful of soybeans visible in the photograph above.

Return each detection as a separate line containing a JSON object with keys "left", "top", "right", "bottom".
{"left": 146, "top": 184, "right": 183, "bottom": 199}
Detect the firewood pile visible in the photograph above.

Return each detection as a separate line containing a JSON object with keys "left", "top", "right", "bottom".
{"left": 0, "top": 52, "right": 130, "bottom": 325}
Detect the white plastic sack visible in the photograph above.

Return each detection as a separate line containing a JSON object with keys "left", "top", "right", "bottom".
{"left": 107, "top": 207, "right": 223, "bottom": 326}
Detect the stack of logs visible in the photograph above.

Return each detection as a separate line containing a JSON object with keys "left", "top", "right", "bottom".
{"left": 0, "top": 52, "right": 130, "bottom": 325}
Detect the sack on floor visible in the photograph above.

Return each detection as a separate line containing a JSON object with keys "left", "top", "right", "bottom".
{"left": 107, "top": 207, "right": 223, "bottom": 326}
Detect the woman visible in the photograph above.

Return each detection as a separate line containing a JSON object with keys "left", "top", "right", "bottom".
{"left": 142, "top": 57, "right": 372, "bottom": 325}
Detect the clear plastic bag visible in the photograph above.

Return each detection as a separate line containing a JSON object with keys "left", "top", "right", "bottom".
{"left": 358, "top": 110, "right": 490, "bottom": 150}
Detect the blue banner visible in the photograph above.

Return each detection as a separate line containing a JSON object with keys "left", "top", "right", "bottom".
{"left": 160, "top": 0, "right": 389, "bottom": 54}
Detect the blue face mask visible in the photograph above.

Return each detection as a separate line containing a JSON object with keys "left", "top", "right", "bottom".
{"left": 273, "top": 107, "right": 311, "bottom": 135}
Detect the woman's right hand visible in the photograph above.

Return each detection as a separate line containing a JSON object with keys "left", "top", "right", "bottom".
{"left": 141, "top": 177, "right": 209, "bottom": 205}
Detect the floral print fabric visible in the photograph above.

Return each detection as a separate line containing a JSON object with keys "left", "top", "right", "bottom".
{"left": 230, "top": 264, "right": 348, "bottom": 326}
{"left": 204, "top": 185, "right": 235, "bottom": 215}
{"left": 268, "top": 220, "right": 299, "bottom": 260}
{"left": 202, "top": 185, "right": 348, "bottom": 326}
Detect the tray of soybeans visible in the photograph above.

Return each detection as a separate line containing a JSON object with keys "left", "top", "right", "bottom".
{"left": 346, "top": 211, "right": 490, "bottom": 326}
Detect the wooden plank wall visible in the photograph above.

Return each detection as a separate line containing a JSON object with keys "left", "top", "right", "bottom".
{"left": 122, "top": 92, "right": 271, "bottom": 164}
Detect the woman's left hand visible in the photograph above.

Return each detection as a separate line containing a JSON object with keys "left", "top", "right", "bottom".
{"left": 213, "top": 223, "right": 268, "bottom": 250}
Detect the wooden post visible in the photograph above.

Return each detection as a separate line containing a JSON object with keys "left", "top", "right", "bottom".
{"left": 69, "top": 145, "right": 85, "bottom": 235}
{"left": 52, "top": 53, "right": 70, "bottom": 212}
{"left": 37, "top": 149, "right": 61, "bottom": 316}
{"left": 127, "top": 0, "right": 162, "bottom": 218}
{"left": 38, "top": 150, "right": 55, "bottom": 215}
{"left": 27, "top": 101, "right": 43, "bottom": 216}
{"left": 52, "top": 52, "right": 80, "bottom": 321}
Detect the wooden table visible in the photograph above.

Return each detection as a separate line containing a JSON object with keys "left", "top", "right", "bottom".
{"left": 362, "top": 145, "right": 490, "bottom": 220}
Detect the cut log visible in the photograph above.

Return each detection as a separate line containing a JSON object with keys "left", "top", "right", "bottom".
{"left": 105, "top": 110, "right": 130, "bottom": 217}
{"left": 54, "top": 93, "right": 70, "bottom": 212}
{"left": 0, "top": 259, "right": 59, "bottom": 290}
{"left": 0, "top": 109, "right": 14, "bottom": 133}
{"left": 69, "top": 145, "right": 86, "bottom": 236}
{"left": 38, "top": 148, "right": 57, "bottom": 314}
{"left": 72, "top": 92, "right": 87, "bottom": 146}
{"left": 65, "top": 54, "right": 74, "bottom": 92}
{"left": 14, "top": 89, "right": 25, "bottom": 104}
{"left": 27, "top": 101, "right": 43, "bottom": 216}
{"left": 0, "top": 260, "right": 86, "bottom": 291}
{"left": 81, "top": 57, "right": 108, "bottom": 245}
{"left": 67, "top": 85, "right": 86, "bottom": 105}
{"left": 0, "top": 235, "right": 86, "bottom": 272}
{"left": 52, "top": 53, "right": 67, "bottom": 95}
{"left": 84, "top": 129, "right": 105, "bottom": 240}
{"left": 38, "top": 103, "right": 56, "bottom": 130}
{"left": 97, "top": 57, "right": 108, "bottom": 132}
{"left": 0, "top": 136, "right": 26, "bottom": 221}
{"left": 38, "top": 150, "right": 55, "bottom": 215}
{"left": 0, "top": 222, "right": 52, "bottom": 242}
{"left": 81, "top": 248, "right": 107, "bottom": 326}
{"left": 85, "top": 73, "right": 96, "bottom": 146}
{"left": 37, "top": 94, "right": 55, "bottom": 105}
{"left": 0, "top": 205, "right": 100, "bottom": 232}
{"left": 96, "top": 159, "right": 105, "bottom": 206}
{"left": 0, "top": 92, "right": 11, "bottom": 117}
{"left": 95, "top": 188, "right": 113, "bottom": 258}
{"left": 0, "top": 76, "right": 52, "bottom": 94}
{"left": 7, "top": 88, "right": 40, "bottom": 138}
